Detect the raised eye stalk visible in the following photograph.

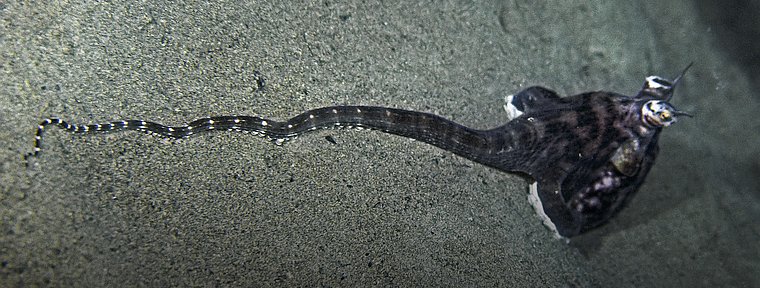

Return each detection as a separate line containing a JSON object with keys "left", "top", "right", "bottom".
{"left": 641, "top": 100, "right": 692, "bottom": 127}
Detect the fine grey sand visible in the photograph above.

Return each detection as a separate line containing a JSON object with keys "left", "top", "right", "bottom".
{"left": 1, "top": 1, "right": 758, "bottom": 287}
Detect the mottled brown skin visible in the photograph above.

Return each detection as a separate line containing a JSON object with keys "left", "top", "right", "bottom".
{"left": 497, "top": 88, "right": 665, "bottom": 237}
{"left": 28, "top": 71, "right": 688, "bottom": 238}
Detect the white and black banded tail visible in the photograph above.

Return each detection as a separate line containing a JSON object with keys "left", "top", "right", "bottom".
{"left": 26, "top": 106, "right": 530, "bottom": 173}
{"left": 26, "top": 118, "right": 181, "bottom": 159}
{"left": 26, "top": 116, "right": 288, "bottom": 159}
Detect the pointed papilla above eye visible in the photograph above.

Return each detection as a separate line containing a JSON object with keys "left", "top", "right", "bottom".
{"left": 652, "top": 77, "right": 672, "bottom": 87}
{"left": 637, "top": 76, "right": 674, "bottom": 99}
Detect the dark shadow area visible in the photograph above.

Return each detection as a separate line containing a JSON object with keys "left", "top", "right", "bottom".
{"left": 695, "top": 0, "right": 760, "bottom": 94}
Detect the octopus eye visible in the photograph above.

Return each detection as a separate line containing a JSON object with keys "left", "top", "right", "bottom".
{"left": 641, "top": 100, "right": 688, "bottom": 127}
{"left": 659, "top": 110, "right": 672, "bottom": 122}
